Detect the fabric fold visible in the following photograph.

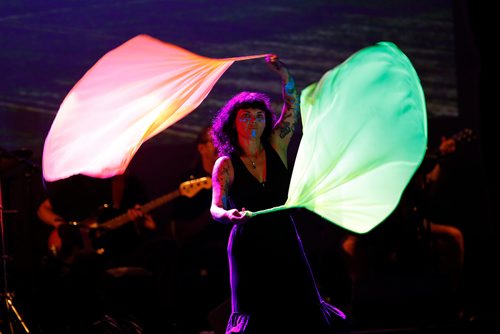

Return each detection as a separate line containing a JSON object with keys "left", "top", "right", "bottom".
{"left": 43, "top": 34, "right": 268, "bottom": 181}
{"left": 254, "top": 42, "right": 427, "bottom": 234}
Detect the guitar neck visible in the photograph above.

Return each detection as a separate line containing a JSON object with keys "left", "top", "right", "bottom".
{"left": 427, "top": 128, "right": 475, "bottom": 160}
{"left": 100, "top": 189, "right": 181, "bottom": 230}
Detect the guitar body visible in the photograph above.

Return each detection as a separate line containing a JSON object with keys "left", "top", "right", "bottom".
{"left": 92, "top": 209, "right": 143, "bottom": 255}
{"left": 50, "top": 206, "right": 147, "bottom": 264}
{"left": 49, "top": 219, "right": 100, "bottom": 264}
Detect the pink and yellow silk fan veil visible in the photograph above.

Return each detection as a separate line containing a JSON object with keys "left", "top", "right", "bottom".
{"left": 42, "top": 34, "right": 268, "bottom": 182}
{"left": 255, "top": 42, "right": 427, "bottom": 234}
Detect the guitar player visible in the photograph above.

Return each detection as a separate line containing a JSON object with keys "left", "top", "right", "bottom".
{"left": 341, "top": 128, "right": 476, "bottom": 319}
{"left": 38, "top": 173, "right": 156, "bottom": 263}
{"left": 34, "top": 172, "right": 168, "bottom": 333}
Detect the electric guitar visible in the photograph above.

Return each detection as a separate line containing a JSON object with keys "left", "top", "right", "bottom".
{"left": 48, "top": 176, "right": 212, "bottom": 264}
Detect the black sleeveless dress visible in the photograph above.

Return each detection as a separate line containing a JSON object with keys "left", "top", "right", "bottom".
{"left": 225, "top": 144, "right": 346, "bottom": 333}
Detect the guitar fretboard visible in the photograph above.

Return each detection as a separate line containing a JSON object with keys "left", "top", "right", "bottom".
{"left": 100, "top": 190, "right": 181, "bottom": 230}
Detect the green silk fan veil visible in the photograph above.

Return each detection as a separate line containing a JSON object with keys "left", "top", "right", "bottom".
{"left": 255, "top": 42, "right": 427, "bottom": 234}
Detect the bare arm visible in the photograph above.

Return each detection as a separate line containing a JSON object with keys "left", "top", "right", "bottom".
{"left": 267, "top": 55, "right": 300, "bottom": 165}
{"left": 37, "top": 198, "right": 65, "bottom": 253}
{"left": 210, "top": 156, "right": 252, "bottom": 224}
{"left": 37, "top": 198, "right": 65, "bottom": 228}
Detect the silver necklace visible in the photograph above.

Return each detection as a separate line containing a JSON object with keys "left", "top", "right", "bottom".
{"left": 246, "top": 147, "right": 263, "bottom": 169}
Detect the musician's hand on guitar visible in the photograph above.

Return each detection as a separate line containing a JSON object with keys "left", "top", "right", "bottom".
{"left": 426, "top": 163, "right": 441, "bottom": 184}
{"left": 48, "top": 227, "right": 63, "bottom": 256}
{"left": 127, "top": 205, "right": 156, "bottom": 230}
{"left": 142, "top": 214, "right": 156, "bottom": 230}
{"left": 439, "top": 136, "right": 456, "bottom": 155}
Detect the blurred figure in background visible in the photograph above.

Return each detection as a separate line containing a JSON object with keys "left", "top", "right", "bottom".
{"left": 341, "top": 129, "right": 471, "bottom": 325}
{"left": 171, "top": 126, "right": 231, "bottom": 334}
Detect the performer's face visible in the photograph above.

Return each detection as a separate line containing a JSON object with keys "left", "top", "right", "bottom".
{"left": 198, "top": 136, "right": 217, "bottom": 164}
{"left": 235, "top": 108, "right": 266, "bottom": 140}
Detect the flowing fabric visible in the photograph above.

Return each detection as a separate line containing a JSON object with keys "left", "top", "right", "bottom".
{"left": 255, "top": 42, "right": 427, "bottom": 234}
{"left": 42, "top": 34, "right": 268, "bottom": 182}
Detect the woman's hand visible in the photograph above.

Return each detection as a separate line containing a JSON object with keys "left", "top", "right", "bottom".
{"left": 225, "top": 208, "right": 253, "bottom": 225}
{"left": 266, "top": 54, "right": 290, "bottom": 82}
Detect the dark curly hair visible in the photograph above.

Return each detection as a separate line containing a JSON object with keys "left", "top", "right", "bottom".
{"left": 211, "top": 91, "right": 276, "bottom": 156}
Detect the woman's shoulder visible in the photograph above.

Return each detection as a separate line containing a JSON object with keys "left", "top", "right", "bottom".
{"left": 214, "top": 155, "right": 234, "bottom": 171}
{"left": 213, "top": 155, "right": 235, "bottom": 184}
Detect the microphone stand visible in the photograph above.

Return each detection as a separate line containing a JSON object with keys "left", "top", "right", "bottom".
{"left": 0, "top": 180, "right": 30, "bottom": 333}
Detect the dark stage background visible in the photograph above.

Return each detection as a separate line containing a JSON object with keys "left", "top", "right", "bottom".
{"left": 1, "top": 0, "right": 464, "bottom": 157}
{"left": 0, "top": 0, "right": 493, "bottom": 333}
